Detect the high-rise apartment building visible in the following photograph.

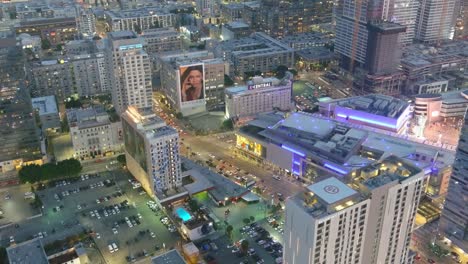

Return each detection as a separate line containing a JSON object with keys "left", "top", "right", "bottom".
{"left": 284, "top": 156, "right": 426, "bottom": 264}
{"left": 121, "top": 107, "right": 182, "bottom": 197}
{"left": 75, "top": 6, "right": 96, "bottom": 39}
{"left": 439, "top": 112, "right": 468, "bottom": 252}
{"left": 415, "top": 0, "right": 457, "bottom": 43}
{"left": 106, "top": 31, "right": 152, "bottom": 114}
{"left": 30, "top": 60, "right": 75, "bottom": 100}
{"left": 335, "top": 0, "right": 416, "bottom": 70}
{"left": 140, "top": 28, "right": 182, "bottom": 54}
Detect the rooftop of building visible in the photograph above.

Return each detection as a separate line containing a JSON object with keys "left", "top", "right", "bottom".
{"left": 182, "top": 158, "right": 249, "bottom": 202}
{"left": 16, "top": 17, "right": 76, "bottom": 27}
{"left": 181, "top": 169, "right": 215, "bottom": 196}
{"left": 225, "top": 76, "right": 291, "bottom": 95}
{"left": 415, "top": 89, "right": 468, "bottom": 104}
{"left": 307, "top": 177, "right": 357, "bottom": 205}
{"left": 31, "top": 95, "right": 58, "bottom": 116}
{"left": 7, "top": 238, "right": 48, "bottom": 264}
{"left": 367, "top": 21, "right": 407, "bottom": 33}
{"left": 218, "top": 32, "right": 293, "bottom": 57}
{"left": 108, "top": 31, "right": 138, "bottom": 40}
{"left": 296, "top": 47, "right": 336, "bottom": 60}
{"left": 67, "top": 106, "right": 111, "bottom": 129}
{"left": 105, "top": 7, "right": 172, "bottom": 19}
{"left": 151, "top": 249, "right": 186, "bottom": 264}
{"left": 224, "top": 21, "right": 250, "bottom": 29}
{"left": 239, "top": 111, "right": 455, "bottom": 175}
{"left": 123, "top": 107, "right": 177, "bottom": 139}
{"left": 48, "top": 249, "right": 79, "bottom": 264}
{"left": 322, "top": 94, "right": 409, "bottom": 119}
{"left": 292, "top": 156, "right": 422, "bottom": 219}
{"left": 141, "top": 27, "right": 180, "bottom": 37}
{"left": 279, "top": 32, "right": 333, "bottom": 43}
{"left": 402, "top": 40, "right": 468, "bottom": 68}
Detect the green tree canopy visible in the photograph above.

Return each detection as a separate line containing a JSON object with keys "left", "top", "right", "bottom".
{"left": 41, "top": 39, "right": 51, "bottom": 50}
{"left": 224, "top": 74, "right": 234, "bottom": 86}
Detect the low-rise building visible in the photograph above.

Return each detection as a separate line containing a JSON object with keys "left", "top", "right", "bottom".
{"left": 67, "top": 107, "right": 123, "bottom": 160}
{"left": 414, "top": 90, "right": 468, "bottom": 122}
{"left": 319, "top": 94, "right": 412, "bottom": 134}
{"left": 215, "top": 32, "right": 294, "bottom": 79}
{"left": 31, "top": 95, "right": 61, "bottom": 134}
{"left": 151, "top": 249, "right": 187, "bottom": 264}
{"left": 14, "top": 17, "right": 77, "bottom": 46}
{"left": 7, "top": 238, "right": 48, "bottom": 264}
{"left": 225, "top": 75, "right": 294, "bottom": 120}
{"left": 236, "top": 111, "right": 454, "bottom": 199}
{"left": 401, "top": 40, "right": 468, "bottom": 94}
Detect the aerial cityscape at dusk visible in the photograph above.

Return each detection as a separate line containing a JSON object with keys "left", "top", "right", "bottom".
{"left": 0, "top": 0, "right": 467, "bottom": 263}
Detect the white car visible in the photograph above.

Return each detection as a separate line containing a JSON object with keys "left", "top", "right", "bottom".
{"left": 108, "top": 244, "right": 114, "bottom": 253}
{"left": 96, "top": 233, "right": 101, "bottom": 239}
{"left": 112, "top": 228, "right": 118, "bottom": 234}
{"left": 137, "top": 213, "right": 142, "bottom": 219}
{"left": 77, "top": 205, "right": 82, "bottom": 210}
{"left": 112, "top": 243, "right": 118, "bottom": 252}
{"left": 9, "top": 236, "right": 14, "bottom": 243}
{"left": 150, "top": 232, "right": 156, "bottom": 238}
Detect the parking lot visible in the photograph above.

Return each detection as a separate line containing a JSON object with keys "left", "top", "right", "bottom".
{"left": 0, "top": 184, "right": 41, "bottom": 226}
{"left": 0, "top": 169, "right": 181, "bottom": 264}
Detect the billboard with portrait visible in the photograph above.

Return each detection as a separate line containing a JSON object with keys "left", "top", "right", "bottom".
{"left": 179, "top": 64, "right": 205, "bottom": 103}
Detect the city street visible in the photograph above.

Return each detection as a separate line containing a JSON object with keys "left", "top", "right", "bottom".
{"left": 182, "top": 134, "right": 306, "bottom": 200}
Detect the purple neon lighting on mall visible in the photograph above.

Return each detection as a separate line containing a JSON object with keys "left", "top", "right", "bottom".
{"left": 336, "top": 113, "right": 396, "bottom": 129}
{"left": 293, "top": 161, "right": 301, "bottom": 165}
{"left": 281, "top": 145, "right": 305, "bottom": 157}
{"left": 324, "top": 163, "right": 347, "bottom": 174}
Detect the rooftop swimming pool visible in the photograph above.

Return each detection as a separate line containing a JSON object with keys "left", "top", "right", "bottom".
{"left": 174, "top": 207, "right": 192, "bottom": 222}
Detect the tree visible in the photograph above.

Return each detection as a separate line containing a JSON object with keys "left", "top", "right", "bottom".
{"left": 224, "top": 74, "right": 234, "bottom": 86}
{"left": 249, "top": 216, "right": 255, "bottom": 222}
{"left": 55, "top": 44, "right": 63, "bottom": 51}
{"left": 187, "top": 199, "right": 200, "bottom": 213}
{"left": 117, "top": 154, "right": 126, "bottom": 166}
{"left": 226, "top": 225, "right": 233, "bottom": 240}
{"left": 240, "top": 239, "right": 249, "bottom": 253}
{"left": 41, "top": 39, "right": 51, "bottom": 50}
{"left": 275, "top": 65, "right": 289, "bottom": 79}
{"left": 242, "top": 218, "right": 251, "bottom": 225}
{"left": 19, "top": 164, "right": 42, "bottom": 183}
{"left": 61, "top": 114, "right": 69, "bottom": 132}
{"left": 0, "top": 246, "right": 6, "bottom": 263}
{"left": 221, "top": 119, "right": 234, "bottom": 130}
{"left": 65, "top": 98, "right": 82, "bottom": 109}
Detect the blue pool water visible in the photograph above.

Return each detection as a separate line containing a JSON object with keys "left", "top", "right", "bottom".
{"left": 175, "top": 207, "right": 192, "bottom": 222}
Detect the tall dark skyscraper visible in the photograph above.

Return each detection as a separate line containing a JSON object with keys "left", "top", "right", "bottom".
{"left": 335, "top": 0, "right": 417, "bottom": 71}
{"left": 439, "top": 112, "right": 468, "bottom": 252}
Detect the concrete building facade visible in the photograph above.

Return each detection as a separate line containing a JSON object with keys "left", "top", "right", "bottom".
{"left": 106, "top": 31, "right": 152, "bottom": 114}
{"left": 121, "top": 107, "right": 182, "bottom": 197}
{"left": 284, "top": 156, "right": 426, "bottom": 264}
{"left": 67, "top": 107, "right": 123, "bottom": 160}
{"left": 439, "top": 110, "right": 468, "bottom": 252}
{"left": 225, "top": 76, "right": 293, "bottom": 119}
